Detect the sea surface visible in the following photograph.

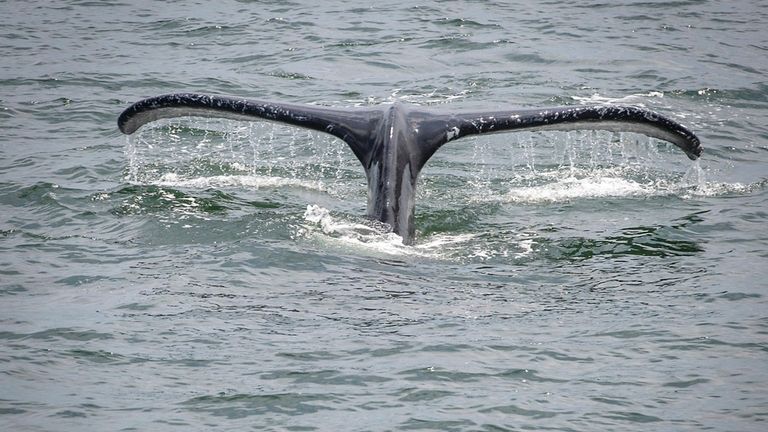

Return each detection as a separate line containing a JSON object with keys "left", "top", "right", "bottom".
{"left": 1, "top": 1, "right": 767, "bottom": 431}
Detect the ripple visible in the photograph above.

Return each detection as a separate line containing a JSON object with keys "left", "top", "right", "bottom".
{"left": 0, "top": 328, "right": 113, "bottom": 341}
{"left": 181, "top": 392, "right": 342, "bottom": 418}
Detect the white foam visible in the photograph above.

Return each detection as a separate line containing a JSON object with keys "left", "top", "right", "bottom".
{"left": 302, "top": 204, "right": 381, "bottom": 236}
{"left": 299, "top": 205, "right": 540, "bottom": 261}
{"left": 571, "top": 92, "right": 664, "bottom": 105}
{"left": 485, "top": 163, "right": 757, "bottom": 204}
{"left": 299, "top": 205, "right": 483, "bottom": 258}
{"left": 300, "top": 204, "right": 418, "bottom": 255}
{"left": 155, "top": 173, "right": 325, "bottom": 191}
{"left": 502, "top": 176, "right": 656, "bottom": 203}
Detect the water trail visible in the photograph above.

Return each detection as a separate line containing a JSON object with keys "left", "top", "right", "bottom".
{"left": 454, "top": 130, "right": 727, "bottom": 205}
{"left": 124, "top": 117, "right": 362, "bottom": 195}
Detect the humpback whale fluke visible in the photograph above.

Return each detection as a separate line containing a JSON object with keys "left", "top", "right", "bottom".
{"left": 118, "top": 93, "right": 702, "bottom": 244}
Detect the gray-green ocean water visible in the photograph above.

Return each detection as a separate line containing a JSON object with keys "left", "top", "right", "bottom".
{"left": 1, "top": 1, "right": 767, "bottom": 430}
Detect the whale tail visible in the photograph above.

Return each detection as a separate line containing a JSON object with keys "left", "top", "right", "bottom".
{"left": 118, "top": 93, "right": 701, "bottom": 163}
{"left": 118, "top": 93, "right": 702, "bottom": 243}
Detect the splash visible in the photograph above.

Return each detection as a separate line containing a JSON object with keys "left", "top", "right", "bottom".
{"left": 299, "top": 204, "right": 486, "bottom": 258}
{"left": 302, "top": 204, "right": 385, "bottom": 238}
{"left": 298, "top": 204, "right": 415, "bottom": 255}
{"left": 298, "top": 204, "right": 537, "bottom": 261}
{"left": 676, "top": 161, "right": 758, "bottom": 198}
